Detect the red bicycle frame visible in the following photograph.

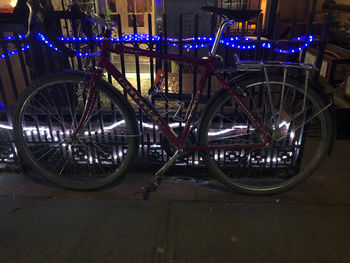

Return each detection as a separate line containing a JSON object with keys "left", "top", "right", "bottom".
{"left": 74, "top": 39, "right": 271, "bottom": 151}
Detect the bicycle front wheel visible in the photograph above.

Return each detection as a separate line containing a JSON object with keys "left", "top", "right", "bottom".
{"left": 198, "top": 74, "right": 333, "bottom": 194}
{"left": 13, "top": 72, "right": 139, "bottom": 190}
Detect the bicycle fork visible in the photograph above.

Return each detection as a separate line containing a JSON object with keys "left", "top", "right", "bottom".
{"left": 71, "top": 69, "right": 102, "bottom": 138}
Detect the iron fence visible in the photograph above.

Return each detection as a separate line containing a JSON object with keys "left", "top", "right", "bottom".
{"left": 0, "top": 1, "right": 327, "bottom": 168}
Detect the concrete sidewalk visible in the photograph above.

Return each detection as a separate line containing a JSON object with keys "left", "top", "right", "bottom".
{"left": 0, "top": 140, "right": 350, "bottom": 262}
{"left": 1, "top": 198, "right": 349, "bottom": 263}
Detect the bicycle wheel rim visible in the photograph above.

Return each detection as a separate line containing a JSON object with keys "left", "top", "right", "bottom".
{"left": 14, "top": 73, "right": 138, "bottom": 190}
{"left": 199, "top": 76, "right": 332, "bottom": 194}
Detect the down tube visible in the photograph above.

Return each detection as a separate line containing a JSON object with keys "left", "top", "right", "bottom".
{"left": 100, "top": 57, "right": 183, "bottom": 148}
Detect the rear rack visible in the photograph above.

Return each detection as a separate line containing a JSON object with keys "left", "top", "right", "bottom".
{"left": 215, "top": 58, "right": 318, "bottom": 73}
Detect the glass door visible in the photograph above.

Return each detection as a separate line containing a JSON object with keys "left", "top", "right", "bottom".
{"left": 107, "top": 0, "right": 153, "bottom": 34}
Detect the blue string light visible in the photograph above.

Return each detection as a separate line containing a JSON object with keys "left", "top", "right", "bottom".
{"left": 37, "top": 33, "right": 61, "bottom": 52}
{"left": 274, "top": 35, "right": 314, "bottom": 54}
{"left": 0, "top": 44, "right": 30, "bottom": 59}
{"left": 39, "top": 33, "right": 101, "bottom": 57}
{"left": 3, "top": 35, "right": 26, "bottom": 40}
{"left": 76, "top": 50, "right": 100, "bottom": 57}
{"left": 0, "top": 33, "right": 314, "bottom": 59}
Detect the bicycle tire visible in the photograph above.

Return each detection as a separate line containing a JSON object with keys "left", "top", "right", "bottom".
{"left": 13, "top": 71, "right": 139, "bottom": 190}
{"left": 198, "top": 73, "right": 333, "bottom": 194}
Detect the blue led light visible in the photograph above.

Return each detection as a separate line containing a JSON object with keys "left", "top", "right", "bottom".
{"left": 3, "top": 35, "right": 27, "bottom": 40}
{"left": 37, "top": 33, "right": 61, "bottom": 52}
{"left": 76, "top": 50, "right": 100, "bottom": 57}
{"left": 0, "top": 44, "right": 31, "bottom": 60}
{"left": 1, "top": 33, "right": 314, "bottom": 58}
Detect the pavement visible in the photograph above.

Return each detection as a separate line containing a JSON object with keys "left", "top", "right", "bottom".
{"left": 0, "top": 140, "right": 350, "bottom": 263}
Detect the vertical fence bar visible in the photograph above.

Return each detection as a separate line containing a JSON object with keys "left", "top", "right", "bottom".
{"left": 178, "top": 14, "right": 183, "bottom": 126}
{"left": 313, "top": 12, "right": 331, "bottom": 85}
{"left": 163, "top": 14, "right": 169, "bottom": 123}
{"left": 224, "top": 25, "right": 230, "bottom": 66}
{"left": 207, "top": 13, "right": 216, "bottom": 100}
{"left": 254, "top": 13, "right": 263, "bottom": 60}
{"left": 30, "top": 34, "right": 46, "bottom": 79}
{"left": 286, "top": 12, "right": 297, "bottom": 62}
{"left": 132, "top": 14, "right": 144, "bottom": 154}
{"left": 61, "top": 0, "right": 76, "bottom": 69}
{"left": 193, "top": 13, "right": 199, "bottom": 95}
{"left": 106, "top": 18, "right": 113, "bottom": 84}
{"left": 270, "top": 12, "right": 280, "bottom": 61}
{"left": 71, "top": 19, "right": 83, "bottom": 70}
{"left": 148, "top": 14, "right": 154, "bottom": 89}
{"left": 0, "top": 77, "right": 9, "bottom": 112}
{"left": 44, "top": 46, "right": 56, "bottom": 73}
{"left": 191, "top": 13, "right": 199, "bottom": 164}
{"left": 287, "top": 12, "right": 297, "bottom": 40}
{"left": 14, "top": 34, "right": 30, "bottom": 86}
{"left": 0, "top": 34, "right": 19, "bottom": 101}
{"left": 266, "top": 0, "right": 278, "bottom": 37}
{"left": 240, "top": 21, "right": 246, "bottom": 59}
{"left": 301, "top": 0, "right": 317, "bottom": 63}
{"left": 148, "top": 14, "right": 157, "bottom": 142}
{"left": 117, "top": 14, "right": 127, "bottom": 96}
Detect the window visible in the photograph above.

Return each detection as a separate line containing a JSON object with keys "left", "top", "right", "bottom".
{"left": 107, "top": 0, "right": 153, "bottom": 27}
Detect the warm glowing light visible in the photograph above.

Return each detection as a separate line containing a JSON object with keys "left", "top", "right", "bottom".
{"left": 260, "top": 0, "right": 267, "bottom": 27}
{"left": 0, "top": 0, "right": 18, "bottom": 13}
{"left": 9, "top": 0, "right": 17, "bottom": 7}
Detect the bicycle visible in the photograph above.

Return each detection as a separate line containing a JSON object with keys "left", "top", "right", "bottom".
{"left": 12, "top": 3, "right": 334, "bottom": 195}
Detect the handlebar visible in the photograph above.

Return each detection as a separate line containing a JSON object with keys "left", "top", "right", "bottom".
{"left": 24, "top": 0, "right": 110, "bottom": 56}
{"left": 26, "top": 0, "right": 109, "bottom": 32}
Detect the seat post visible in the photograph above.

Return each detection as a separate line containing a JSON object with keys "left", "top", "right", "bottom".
{"left": 209, "top": 19, "right": 233, "bottom": 56}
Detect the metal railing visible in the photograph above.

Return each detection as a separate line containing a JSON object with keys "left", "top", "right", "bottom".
{"left": 0, "top": 1, "right": 328, "bottom": 167}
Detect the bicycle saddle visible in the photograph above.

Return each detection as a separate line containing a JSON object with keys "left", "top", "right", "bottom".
{"left": 201, "top": 6, "right": 261, "bottom": 22}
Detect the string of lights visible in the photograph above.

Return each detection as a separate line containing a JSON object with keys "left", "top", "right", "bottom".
{"left": 0, "top": 44, "right": 30, "bottom": 59}
{"left": 1, "top": 33, "right": 314, "bottom": 59}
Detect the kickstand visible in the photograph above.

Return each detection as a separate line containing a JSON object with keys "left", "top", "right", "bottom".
{"left": 143, "top": 150, "right": 182, "bottom": 200}
{"left": 142, "top": 175, "right": 162, "bottom": 200}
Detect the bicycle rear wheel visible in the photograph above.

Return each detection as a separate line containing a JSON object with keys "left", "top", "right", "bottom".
{"left": 198, "top": 74, "right": 333, "bottom": 194}
{"left": 13, "top": 72, "right": 139, "bottom": 190}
